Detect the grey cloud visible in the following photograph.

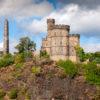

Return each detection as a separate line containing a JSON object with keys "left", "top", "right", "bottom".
{"left": 59, "top": 0, "right": 100, "bottom": 9}
{"left": 0, "top": 0, "right": 54, "bottom": 18}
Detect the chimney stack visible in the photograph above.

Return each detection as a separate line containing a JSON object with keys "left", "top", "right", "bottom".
{"left": 3, "top": 19, "right": 9, "bottom": 54}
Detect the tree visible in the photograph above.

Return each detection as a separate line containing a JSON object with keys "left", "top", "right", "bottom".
{"left": 91, "top": 52, "right": 100, "bottom": 63}
{"left": 94, "top": 52, "right": 100, "bottom": 58}
{"left": 86, "top": 52, "right": 100, "bottom": 63}
{"left": 15, "top": 37, "right": 36, "bottom": 53}
{"left": 75, "top": 45, "right": 100, "bottom": 63}
{"left": 75, "top": 45, "right": 86, "bottom": 62}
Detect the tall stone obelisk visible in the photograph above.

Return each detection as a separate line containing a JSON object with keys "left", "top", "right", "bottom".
{"left": 3, "top": 19, "right": 9, "bottom": 54}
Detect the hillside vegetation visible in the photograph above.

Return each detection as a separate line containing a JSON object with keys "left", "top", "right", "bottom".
{"left": 0, "top": 37, "right": 100, "bottom": 100}
{"left": 0, "top": 54, "right": 100, "bottom": 99}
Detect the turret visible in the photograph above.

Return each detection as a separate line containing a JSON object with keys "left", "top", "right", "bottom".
{"left": 47, "top": 19, "right": 55, "bottom": 30}
{"left": 3, "top": 19, "right": 9, "bottom": 54}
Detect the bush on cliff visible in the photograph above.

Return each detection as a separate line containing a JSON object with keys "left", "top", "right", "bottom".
{"left": 57, "top": 60, "right": 78, "bottom": 78}
{"left": 14, "top": 51, "right": 33, "bottom": 64}
{"left": 14, "top": 53, "right": 25, "bottom": 64}
{"left": 84, "top": 62, "right": 100, "bottom": 85}
{"left": 0, "top": 89, "right": 6, "bottom": 99}
{"left": 8, "top": 88, "right": 18, "bottom": 99}
{"left": 0, "top": 54, "right": 14, "bottom": 68}
{"left": 40, "top": 50, "right": 50, "bottom": 58}
{"left": 31, "top": 66, "right": 41, "bottom": 74}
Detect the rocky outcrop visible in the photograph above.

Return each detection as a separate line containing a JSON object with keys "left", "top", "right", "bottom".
{"left": 0, "top": 61, "right": 98, "bottom": 100}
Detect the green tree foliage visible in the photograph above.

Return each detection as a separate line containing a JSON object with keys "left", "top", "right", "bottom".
{"left": 15, "top": 37, "right": 36, "bottom": 53}
{"left": 75, "top": 46, "right": 100, "bottom": 64}
{"left": 57, "top": 60, "right": 78, "bottom": 78}
{"left": 84, "top": 52, "right": 100, "bottom": 64}
{"left": 75, "top": 45, "right": 86, "bottom": 62}
{"left": 90, "top": 52, "right": 100, "bottom": 63}
{"left": 95, "top": 52, "right": 100, "bottom": 57}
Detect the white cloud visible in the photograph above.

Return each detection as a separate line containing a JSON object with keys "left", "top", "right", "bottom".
{"left": 20, "top": 18, "right": 47, "bottom": 34}
{"left": 20, "top": 4, "right": 100, "bottom": 52}
{"left": 0, "top": 2, "right": 100, "bottom": 53}
{"left": 9, "top": 39, "right": 18, "bottom": 53}
{"left": 21, "top": 4, "right": 100, "bottom": 38}
{"left": 83, "top": 43, "right": 100, "bottom": 53}
{"left": 0, "top": 0, "right": 54, "bottom": 18}
{"left": 0, "top": 42, "right": 3, "bottom": 51}
{"left": 0, "top": 39, "right": 18, "bottom": 53}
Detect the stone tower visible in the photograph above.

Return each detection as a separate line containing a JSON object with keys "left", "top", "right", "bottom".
{"left": 41, "top": 19, "right": 80, "bottom": 62}
{"left": 3, "top": 19, "right": 9, "bottom": 54}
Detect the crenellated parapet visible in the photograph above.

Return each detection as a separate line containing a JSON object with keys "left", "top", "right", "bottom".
{"left": 69, "top": 34, "right": 80, "bottom": 37}
{"left": 47, "top": 19, "right": 55, "bottom": 24}
{"left": 54, "top": 24, "right": 70, "bottom": 31}
{"left": 47, "top": 19, "right": 70, "bottom": 31}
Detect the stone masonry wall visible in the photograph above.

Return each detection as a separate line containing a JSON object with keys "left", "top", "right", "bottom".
{"left": 41, "top": 19, "right": 80, "bottom": 62}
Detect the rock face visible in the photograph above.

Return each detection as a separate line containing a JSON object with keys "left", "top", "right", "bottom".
{"left": 0, "top": 62, "right": 97, "bottom": 100}
{"left": 3, "top": 19, "right": 9, "bottom": 54}
{"left": 29, "top": 74, "right": 96, "bottom": 100}
{"left": 41, "top": 19, "right": 80, "bottom": 62}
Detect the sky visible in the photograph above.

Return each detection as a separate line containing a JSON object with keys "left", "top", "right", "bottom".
{"left": 0, "top": 0, "right": 100, "bottom": 53}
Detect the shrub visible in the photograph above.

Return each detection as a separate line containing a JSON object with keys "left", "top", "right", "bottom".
{"left": 40, "top": 58, "right": 53, "bottom": 66}
{"left": 8, "top": 88, "right": 18, "bottom": 99}
{"left": 13, "top": 71, "right": 22, "bottom": 79}
{"left": 31, "top": 66, "right": 41, "bottom": 74}
{"left": 95, "top": 87, "right": 100, "bottom": 100}
{"left": 0, "top": 54, "right": 14, "bottom": 68}
{"left": 0, "top": 89, "right": 6, "bottom": 99}
{"left": 15, "top": 63, "right": 23, "bottom": 69}
{"left": 14, "top": 53, "right": 25, "bottom": 64}
{"left": 93, "top": 57, "right": 100, "bottom": 64}
{"left": 84, "top": 62, "right": 100, "bottom": 85}
{"left": 57, "top": 60, "right": 78, "bottom": 78}
{"left": 25, "top": 92, "right": 31, "bottom": 100}
{"left": 14, "top": 52, "right": 33, "bottom": 64}
{"left": 40, "top": 50, "right": 50, "bottom": 58}
{"left": 24, "top": 51, "right": 33, "bottom": 58}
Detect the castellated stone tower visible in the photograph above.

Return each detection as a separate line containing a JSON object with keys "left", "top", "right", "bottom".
{"left": 3, "top": 19, "right": 9, "bottom": 54}
{"left": 41, "top": 19, "right": 80, "bottom": 62}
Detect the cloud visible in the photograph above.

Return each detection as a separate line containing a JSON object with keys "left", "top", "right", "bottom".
{"left": 58, "top": 0, "right": 100, "bottom": 9}
{"left": 21, "top": 4, "right": 100, "bottom": 38}
{"left": 0, "top": 0, "right": 54, "bottom": 18}
{"left": 83, "top": 43, "right": 100, "bottom": 53}
{"left": 0, "top": 39, "right": 18, "bottom": 53}
{"left": 9, "top": 39, "right": 18, "bottom": 53}
{"left": 19, "top": 4, "right": 100, "bottom": 52}
{"left": 0, "top": 42, "right": 3, "bottom": 51}
{"left": 19, "top": 18, "right": 47, "bottom": 34}
{"left": 0, "top": 1, "right": 99, "bottom": 53}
